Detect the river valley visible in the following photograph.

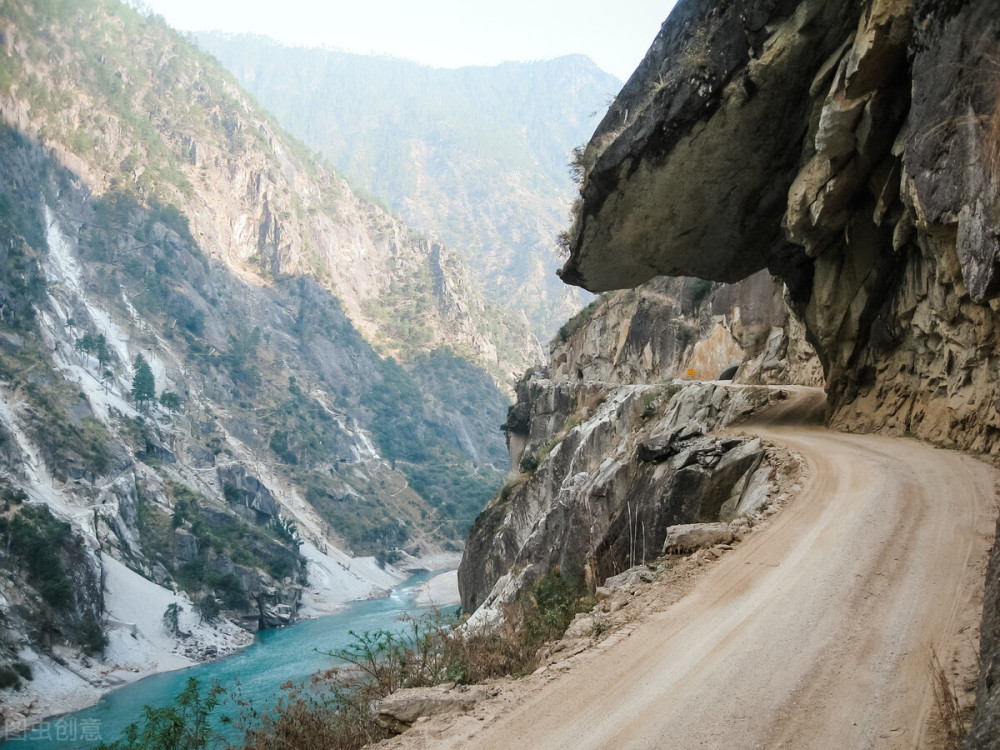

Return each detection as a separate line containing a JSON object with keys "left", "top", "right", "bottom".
{"left": 3, "top": 572, "right": 454, "bottom": 749}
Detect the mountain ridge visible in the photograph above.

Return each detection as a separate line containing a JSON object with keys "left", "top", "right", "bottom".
{"left": 194, "top": 31, "right": 622, "bottom": 337}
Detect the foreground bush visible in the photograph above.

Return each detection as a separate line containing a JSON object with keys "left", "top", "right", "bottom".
{"left": 93, "top": 677, "right": 225, "bottom": 750}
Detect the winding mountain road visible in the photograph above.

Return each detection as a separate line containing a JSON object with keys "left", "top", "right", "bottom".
{"left": 382, "top": 387, "right": 997, "bottom": 749}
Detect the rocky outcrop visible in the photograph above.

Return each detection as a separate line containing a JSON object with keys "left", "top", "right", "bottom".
{"left": 549, "top": 273, "right": 823, "bottom": 389}
{"left": 459, "top": 380, "right": 790, "bottom": 620}
{"left": 561, "top": 0, "right": 860, "bottom": 291}
{"left": 562, "top": 0, "right": 1000, "bottom": 454}
{"left": 557, "top": 0, "right": 1000, "bottom": 742}
{"left": 217, "top": 465, "right": 281, "bottom": 520}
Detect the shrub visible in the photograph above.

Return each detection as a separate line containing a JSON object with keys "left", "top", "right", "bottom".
{"left": 523, "top": 567, "right": 593, "bottom": 646}
{"left": 163, "top": 603, "right": 182, "bottom": 636}
{"left": 0, "top": 666, "right": 21, "bottom": 690}
{"left": 519, "top": 452, "right": 540, "bottom": 474}
{"left": 240, "top": 676, "right": 386, "bottom": 750}
{"left": 6, "top": 505, "right": 74, "bottom": 608}
{"left": 93, "top": 677, "right": 225, "bottom": 750}
{"left": 194, "top": 594, "right": 220, "bottom": 623}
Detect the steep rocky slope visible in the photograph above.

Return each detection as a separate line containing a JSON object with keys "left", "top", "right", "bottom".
{"left": 459, "top": 273, "right": 822, "bottom": 621}
{"left": 0, "top": 3, "right": 539, "bottom": 381}
{"left": 0, "top": 0, "right": 537, "bottom": 726}
{"left": 195, "top": 34, "right": 621, "bottom": 337}
{"left": 562, "top": 0, "right": 1000, "bottom": 454}
{"left": 556, "top": 0, "right": 1000, "bottom": 744}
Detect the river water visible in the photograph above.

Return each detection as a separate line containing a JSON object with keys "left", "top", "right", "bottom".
{"left": 6, "top": 573, "right": 452, "bottom": 749}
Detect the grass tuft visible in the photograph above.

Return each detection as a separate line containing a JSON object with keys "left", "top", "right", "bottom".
{"left": 929, "top": 646, "right": 969, "bottom": 749}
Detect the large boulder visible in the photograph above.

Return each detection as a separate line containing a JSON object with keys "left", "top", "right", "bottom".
{"left": 662, "top": 523, "right": 735, "bottom": 554}
{"left": 375, "top": 685, "right": 489, "bottom": 733}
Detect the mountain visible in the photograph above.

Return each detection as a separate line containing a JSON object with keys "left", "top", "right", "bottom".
{"left": 193, "top": 33, "right": 622, "bottom": 337}
{"left": 0, "top": 0, "right": 539, "bottom": 723}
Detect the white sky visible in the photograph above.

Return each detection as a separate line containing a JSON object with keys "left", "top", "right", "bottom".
{"left": 140, "top": 0, "right": 678, "bottom": 81}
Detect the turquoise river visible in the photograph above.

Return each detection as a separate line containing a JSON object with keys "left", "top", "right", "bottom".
{"left": 3, "top": 572, "right": 451, "bottom": 749}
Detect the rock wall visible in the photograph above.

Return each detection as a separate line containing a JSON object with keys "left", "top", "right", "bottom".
{"left": 549, "top": 272, "right": 823, "bottom": 389}
{"left": 466, "top": 258, "right": 824, "bottom": 623}
{"left": 557, "top": 0, "right": 1000, "bottom": 743}
{"left": 562, "top": 0, "right": 1000, "bottom": 454}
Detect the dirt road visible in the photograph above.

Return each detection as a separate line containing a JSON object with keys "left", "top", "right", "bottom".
{"left": 383, "top": 387, "right": 997, "bottom": 749}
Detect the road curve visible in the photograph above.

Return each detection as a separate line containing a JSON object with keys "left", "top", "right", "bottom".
{"left": 384, "top": 387, "right": 997, "bottom": 749}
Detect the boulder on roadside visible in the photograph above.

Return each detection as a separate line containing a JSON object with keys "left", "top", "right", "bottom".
{"left": 662, "top": 523, "right": 735, "bottom": 554}
{"left": 602, "top": 565, "right": 654, "bottom": 592}
{"left": 376, "top": 684, "right": 488, "bottom": 733}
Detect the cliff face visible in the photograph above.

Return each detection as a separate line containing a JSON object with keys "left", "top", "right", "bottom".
{"left": 460, "top": 376, "right": 807, "bottom": 621}
{"left": 0, "top": 1, "right": 539, "bottom": 381}
{"left": 459, "top": 269, "right": 821, "bottom": 620}
{"left": 549, "top": 272, "right": 822, "bottom": 388}
{"left": 197, "top": 35, "right": 622, "bottom": 339}
{"left": 563, "top": 0, "right": 1000, "bottom": 454}
{"left": 556, "top": 0, "right": 1000, "bottom": 744}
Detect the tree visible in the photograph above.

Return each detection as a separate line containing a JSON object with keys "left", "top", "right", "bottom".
{"left": 159, "top": 390, "right": 182, "bottom": 412}
{"left": 163, "top": 603, "right": 182, "bottom": 636}
{"left": 132, "top": 354, "right": 155, "bottom": 408}
{"left": 194, "top": 593, "right": 220, "bottom": 623}
{"left": 95, "top": 334, "right": 110, "bottom": 370}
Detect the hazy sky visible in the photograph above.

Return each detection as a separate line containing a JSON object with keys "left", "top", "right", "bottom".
{"left": 140, "top": 0, "right": 678, "bottom": 81}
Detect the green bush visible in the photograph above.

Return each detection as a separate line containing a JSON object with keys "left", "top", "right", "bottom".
{"left": 524, "top": 567, "right": 592, "bottom": 646}
{"left": 93, "top": 677, "right": 225, "bottom": 750}
{"left": 0, "top": 666, "right": 22, "bottom": 690}
{"left": 519, "top": 452, "right": 540, "bottom": 474}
